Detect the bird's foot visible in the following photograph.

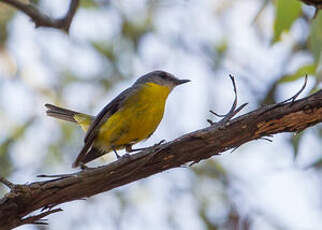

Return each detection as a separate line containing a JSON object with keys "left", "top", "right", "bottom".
{"left": 125, "top": 144, "right": 133, "bottom": 152}
{"left": 126, "top": 139, "right": 166, "bottom": 153}
{"left": 154, "top": 139, "right": 166, "bottom": 147}
{"left": 112, "top": 148, "right": 122, "bottom": 159}
{"left": 122, "top": 153, "right": 131, "bottom": 158}
{"left": 80, "top": 163, "right": 93, "bottom": 170}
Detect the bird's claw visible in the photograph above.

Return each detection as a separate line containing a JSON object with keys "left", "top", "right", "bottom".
{"left": 155, "top": 139, "right": 166, "bottom": 146}
{"left": 122, "top": 153, "right": 131, "bottom": 158}
{"left": 80, "top": 163, "right": 93, "bottom": 170}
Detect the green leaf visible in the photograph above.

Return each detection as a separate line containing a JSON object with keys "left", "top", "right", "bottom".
{"left": 0, "top": 118, "right": 35, "bottom": 177}
{"left": 309, "top": 12, "right": 322, "bottom": 64}
{"left": 80, "top": 0, "right": 99, "bottom": 8}
{"left": 0, "top": 5, "right": 15, "bottom": 44}
{"left": 291, "top": 132, "right": 304, "bottom": 159}
{"left": 279, "top": 63, "right": 317, "bottom": 83}
{"left": 216, "top": 40, "right": 228, "bottom": 55}
{"left": 273, "top": 0, "right": 302, "bottom": 42}
{"left": 311, "top": 157, "right": 322, "bottom": 169}
{"left": 91, "top": 41, "right": 115, "bottom": 62}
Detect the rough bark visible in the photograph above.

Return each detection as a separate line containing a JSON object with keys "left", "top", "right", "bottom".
{"left": 0, "top": 88, "right": 321, "bottom": 230}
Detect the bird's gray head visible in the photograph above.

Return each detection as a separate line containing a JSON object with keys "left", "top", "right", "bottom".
{"left": 134, "top": 70, "right": 190, "bottom": 89}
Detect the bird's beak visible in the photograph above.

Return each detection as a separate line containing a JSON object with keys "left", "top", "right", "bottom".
{"left": 176, "top": 79, "right": 191, "bottom": 85}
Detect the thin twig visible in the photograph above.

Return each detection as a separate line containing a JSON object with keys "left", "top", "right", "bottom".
{"left": 1, "top": 0, "right": 80, "bottom": 32}
{"left": 20, "top": 208, "right": 63, "bottom": 225}
{"left": 206, "top": 119, "right": 214, "bottom": 125}
{"left": 208, "top": 74, "right": 247, "bottom": 126}
{"left": 212, "top": 74, "right": 239, "bottom": 120}
{"left": 196, "top": 74, "right": 249, "bottom": 165}
{"left": 260, "top": 137, "right": 273, "bottom": 142}
{"left": 37, "top": 173, "right": 77, "bottom": 178}
{"left": 258, "top": 75, "right": 308, "bottom": 117}
{"left": 0, "top": 177, "right": 15, "bottom": 189}
{"left": 111, "top": 145, "right": 165, "bottom": 181}
{"left": 277, "top": 75, "right": 308, "bottom": 106}
{"left": 210, "top": 110, "right": 226, "bottom": 118}
{"left": 231, "top": 144, "right": 243, "bottom": 153}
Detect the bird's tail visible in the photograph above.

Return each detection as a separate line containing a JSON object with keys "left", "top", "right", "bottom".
{"left": 72, "top": 146, "right": 108, "bottom": 168}
{"left": 45, "top": 104, "right": 81, "bottom": 123}
{"left": 45, "top": 104, "right": 94, "bottom": 132}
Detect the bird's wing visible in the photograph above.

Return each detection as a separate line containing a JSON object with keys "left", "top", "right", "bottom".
{"left": 72, "top": 86, "right": 138, "bottom": 167}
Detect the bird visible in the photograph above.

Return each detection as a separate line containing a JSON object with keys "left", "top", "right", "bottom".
{"left": 45, "top": 70, "right": 190, "bottom": 168}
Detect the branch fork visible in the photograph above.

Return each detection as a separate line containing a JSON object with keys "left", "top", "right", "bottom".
{"left": 208, "top": 74, "right": 248, "bottom": 127}
{"left": 1, "top": 0, "right": 80, "bottom": 32}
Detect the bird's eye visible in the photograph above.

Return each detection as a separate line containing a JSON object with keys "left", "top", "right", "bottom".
{"left": 159, "top": 72, "right": 167, "bottom": 79}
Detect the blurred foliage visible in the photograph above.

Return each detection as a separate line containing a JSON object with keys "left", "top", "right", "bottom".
{"left": 273, "top": 0, "right": 302, "bottom": 42}
{"left": 45, "top": 123, "right": 75, "bottom": 166}
{"left": 192, "top": 161, "right": 251, "bottom": 230}
{"left": 290, "top": 131, "right": 304, "bottom": 159}
{"left": 0, "top": 4, "right": 15, "bottom": 46}
{"left": 278, "top": 63, "right": 316, "bottom": 83}
{"left": 264, "top": 0, "right": 322, "bottom": 105}
{"left": 92, "top": 42, "right": 116, "bottom": 62}
{"left": 0, "top": 117, "right": 35, "bottom": 191}
{"left": 80, "top": 0, "right": 99, "bottom": 8}
{"left": 309, "top": 11, "right": 322, "bottom": 64}
{"left": 121, "top": 17, "right": 153, "bottom": 48}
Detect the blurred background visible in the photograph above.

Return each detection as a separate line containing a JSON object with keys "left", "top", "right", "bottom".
{"left": 0, "top": 0, "right": 322, "bottom": 229}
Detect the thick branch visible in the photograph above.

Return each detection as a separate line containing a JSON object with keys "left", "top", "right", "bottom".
{"left": 0, "top": 90, "right": 321, "bottom": 229}
{"left": 299, "top": 0, "right": 322, "bottom": 9}
{"left": 1, "top": 0, "right": 80, "bottom": 32}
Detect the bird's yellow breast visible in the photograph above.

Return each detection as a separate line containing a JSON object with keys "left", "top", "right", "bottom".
{"left": 96, "top": 82, "right": 171, "bottom": 150}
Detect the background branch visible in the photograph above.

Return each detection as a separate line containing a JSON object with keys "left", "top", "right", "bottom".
{"left": 298, "top": 0, "right": 322, "bottom": 17}
{"left": 1, "top": 0, "right": 80, "bottom": 32}
{"left": 299, "top": 0, "right": 322, "bottom": 9}
{"left": 0, "top": 89, "right": 321, "bottom": 230}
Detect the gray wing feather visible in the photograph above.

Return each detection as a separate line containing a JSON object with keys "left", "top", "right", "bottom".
{"left": 84, "top": 86, "right": 137, "bottom": 143}
{"left": 72, "top": 85, "right": 139, "bottom": 167}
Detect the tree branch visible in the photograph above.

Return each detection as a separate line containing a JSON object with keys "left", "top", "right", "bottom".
{"left": 1, "top": 0, "right": 80, "bottom": 32}
{"left": 299, "top": 0, "right": 322, "bottom": 9}
{"left": 0, "top": 88, "right": 321, "bottom": 229}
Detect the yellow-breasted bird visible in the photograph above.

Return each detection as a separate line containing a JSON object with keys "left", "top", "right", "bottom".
{"left": 45, "top": 70, "right": 190, "bottom": 168}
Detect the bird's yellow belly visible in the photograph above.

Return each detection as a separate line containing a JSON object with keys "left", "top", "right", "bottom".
{"left": 96, "top": 83, "right": 170, "bottom": 151}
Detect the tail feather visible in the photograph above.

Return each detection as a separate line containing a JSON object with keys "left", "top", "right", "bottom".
{"left": 72, "top": 146, "right": 108, "bottom": 168}
{"left": 45, "top": 104, "right": 81, "bottom": 123}
{"left": 45, "top": 103, "right": 105, "bottom": 168}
